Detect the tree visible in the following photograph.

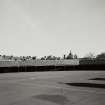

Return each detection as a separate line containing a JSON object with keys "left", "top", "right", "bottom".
{"left": 32, "top": 56, "right": 37, "bottom": 60}
{"left": 40, "top": 57, "right": 45, "bottom": 60}
{"left": 96, "top": 52, "right": 105, "bottom": 59}
{"left": 46, "top": 55, "right": 52, "bottom": 60}
{"left": 56, "top": 57, "right": 61, "bottom": 60}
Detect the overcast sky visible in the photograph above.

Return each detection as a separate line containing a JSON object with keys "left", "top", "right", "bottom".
{"left": 0, "top": 0, "right": 105, "bottom": 57}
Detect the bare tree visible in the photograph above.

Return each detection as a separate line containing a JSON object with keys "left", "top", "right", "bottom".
{"left": 83, "top": 52, "right": 95, "bottom": 59}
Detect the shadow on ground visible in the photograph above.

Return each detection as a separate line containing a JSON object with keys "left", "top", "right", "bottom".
{"left": 34, "top": 94, "right": 70, "bottom": 105}
{"left": 89, "top": 78, "right": 105, "bottom": 81}
{"left": 65, "top": 83, "right": 105, "bottom": 89}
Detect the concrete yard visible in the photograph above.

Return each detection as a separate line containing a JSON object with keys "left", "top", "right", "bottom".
{"left": 0, "top": 71, "right": 105, "bottom": 105}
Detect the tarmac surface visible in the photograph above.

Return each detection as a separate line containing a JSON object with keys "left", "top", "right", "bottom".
{"left": 0, "top": 71, "right": 105, "bottom": 105}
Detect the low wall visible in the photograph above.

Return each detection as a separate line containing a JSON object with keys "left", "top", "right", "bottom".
{"left": 0, "top": 59, "right": 79, "bottom": 67}
{"left": 0, "top": 59, "right": 105, "bottom": 73}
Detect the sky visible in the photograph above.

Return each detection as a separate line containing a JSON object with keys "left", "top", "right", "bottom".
{"left": 0, "top": 0, "right": 105, "bottom": 58}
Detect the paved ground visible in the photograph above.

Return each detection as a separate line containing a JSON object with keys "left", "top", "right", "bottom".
{"left": 0, "top": 71, "right": 105, "bottom": 105}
